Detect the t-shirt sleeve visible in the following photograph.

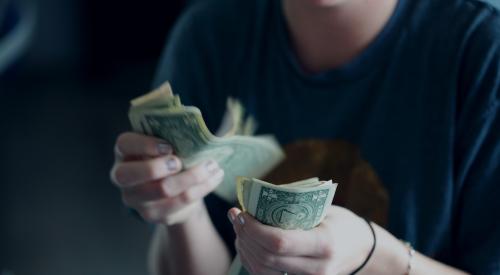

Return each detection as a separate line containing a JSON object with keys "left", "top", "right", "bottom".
{"left": 454, "top": 9, "right": 500, "bottom": 274}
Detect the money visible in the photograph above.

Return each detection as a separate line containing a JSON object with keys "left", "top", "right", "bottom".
{"left": 228, "top": 177, "right": 338, "bottom": 275}
{"left": 128, "top": 82, "right": 285, "bottom": 203}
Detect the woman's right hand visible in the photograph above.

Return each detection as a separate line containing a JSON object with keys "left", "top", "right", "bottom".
{"left": 110, "top": 132, "right": 224, "bottom": 225}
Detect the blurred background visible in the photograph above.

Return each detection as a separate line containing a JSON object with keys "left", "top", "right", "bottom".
{"left": 0, "top": 0, "right": 499, "bottom": 274}
{"left": 0, "top": 0, "right": 188, "bottom": 274}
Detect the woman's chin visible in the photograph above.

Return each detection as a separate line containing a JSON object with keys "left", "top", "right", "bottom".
{"left": 303, "top": 0, "right": 347, "bottom": 7}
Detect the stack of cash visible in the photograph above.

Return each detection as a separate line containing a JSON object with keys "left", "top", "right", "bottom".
{"left": 128, "top": 82, "right": 285, "bottom": 202}
{"left": 229, "top": 177, "right": 338, "bottom": 275}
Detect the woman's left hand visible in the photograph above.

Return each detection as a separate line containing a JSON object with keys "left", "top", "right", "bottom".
{"left": 228, "top": 205, "right": 374, "bottom": 275}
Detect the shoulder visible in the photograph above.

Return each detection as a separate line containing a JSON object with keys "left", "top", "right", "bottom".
{"left": 454, "top": 0, "right": 500, "bottom": 40}
{"left": 413, "top": 0, "right": 500, "bottom": 110}
{"left": 407, "top": 0, "right": 499, "bottom": 42}
{"left": 442, "top": 0, "right": 500, "bottom": 50}
{"left": 440, "top": 1, "right": 500, "bottom": 138}
{"left": 455, "top": 1, "right": 500, "bottom": 114}
{"left": 444, "top": 0, "right": 500, "bottom": 76}
{"left": 160, "top": 0, "right": 273, "bottom": 79}
{"left": 457, "top": 1, "right": 500, "bottom": 74}
{"left": 401, "top": 0, "right": 499, "bottom": 128}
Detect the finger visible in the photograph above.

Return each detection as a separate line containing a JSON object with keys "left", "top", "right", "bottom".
{"left": 238, "top": 236, "right": 283, "bottom": 275}
{"left": 236, "top": 241, "right": 255, "bottom": 274}
{"left": 228, "top": 207, "right": 244, "bottom": 234}
{"left": 162, "top": 160, "right": 221, "bottom": 197}
{"left": 238, "top": 212, "right": 328, "bottom": 257}
{"left": 239, "top": 231, "right": 279, "bottom": 269}
{"left": 230, "top": 208, "right": 313, "bottom": 273}
{"left": 236, "top": 238, "right": 256, "bottom": 274}
{"left": 239, "top": 229, "right": 329, "bottom": 275}
{"left": 123, "top": 165, "right": 223, "bottom": 207}
{"left": 237, "top": 238, "right": 279, "bottom": 275}
{"left": 115, "top": 132, "right": 172, "bottom": 159}
{"left": 121, "top": 180, "right": 166, "bottom": 206}
{"left": 111, "top": 155, "right": 182, "bottom": 187}
{"left": 175, "top": 168, "right": 224, "bottom": 203}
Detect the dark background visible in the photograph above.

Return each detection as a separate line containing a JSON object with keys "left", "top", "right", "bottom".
{"left": 0, "top": 0, "right": 187, "bottom": 274}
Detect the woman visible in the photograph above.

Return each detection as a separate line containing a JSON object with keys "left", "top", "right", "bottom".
{"left": 110, "top": 0, "right": 500, "bottom": 274}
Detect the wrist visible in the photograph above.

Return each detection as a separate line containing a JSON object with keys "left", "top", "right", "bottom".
{"left": 348, "top": 218, "right": 376, "bottom": 275}
{"left": 357, "top": 223, "right": 408, "bottom": 275}
{"left": 165, "top": 201, "right": 208, "bottom": 229}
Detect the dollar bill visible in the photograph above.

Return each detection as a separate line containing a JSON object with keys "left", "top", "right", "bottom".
{"left": 229, "top": 177, "right": 337, "bottom": 275}
{"left": 128, "top": 82, "right": 285, "bottom": 202}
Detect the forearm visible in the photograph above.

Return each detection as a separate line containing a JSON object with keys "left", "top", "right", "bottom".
{"left": 359, "top": 223, "right": 468, "bottom": 275}
{"left": 148, "top": 202, "right": 231, "bottom": 275}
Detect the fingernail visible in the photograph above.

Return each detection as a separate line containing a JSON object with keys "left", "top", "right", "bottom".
{"left": 204, "top": 160, "right": 218, "bottom": 173}
{"left": 238, "top": 214, "right": 245, "bottom": 225}
{"left": 158, "top": 143, "right": 172, "bottom": 155}
{"left": 166, "top": 157, "right": 178, "bottom": 171}
{"left": 227, "top": 212, "right": 235, "bottom": 223}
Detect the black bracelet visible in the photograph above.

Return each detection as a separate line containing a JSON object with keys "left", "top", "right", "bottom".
{"left": 350, "top": 218, "right": 376, "bottom": 275}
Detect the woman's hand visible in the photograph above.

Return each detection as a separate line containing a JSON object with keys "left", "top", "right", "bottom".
{"left": 110, "top": 132, "right": 224, "bottom": 225}
{"left": 228, "top": 206, "right": 374, "bottom": 275}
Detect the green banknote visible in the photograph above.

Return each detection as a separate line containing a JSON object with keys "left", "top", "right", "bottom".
{"left": 228, "top": 177, "right": 337, "bottom": 275}
{"left": 128, "top": 82, "right": 285, "bottom": 202}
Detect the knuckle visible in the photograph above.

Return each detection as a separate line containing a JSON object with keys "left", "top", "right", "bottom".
{"left": 144, "top": 161, "right": 161, "bottom": 180}
{"left": 261, "top": 252, "right": 277, "bottom": 267}
{"left": 270, "top": 234, "right": 288, "bottom": 254}
{"left": 315, "top": 228, "right": 334, "bottom": 258}
{"left": 322, "top": 244, "right": 334, "bottom": 258}
{"left": 179, "top": 190, "right": 194, "bottom": 203}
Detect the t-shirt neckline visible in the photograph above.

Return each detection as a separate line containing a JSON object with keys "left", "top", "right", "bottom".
{"left": 274, "top": 0, "right": 410, "bottom": 85}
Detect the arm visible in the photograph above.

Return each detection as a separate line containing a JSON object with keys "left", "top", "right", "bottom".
{"left": 229, "top": 206, "right": 469, "bottom": 275}
{"left": 149, "top": 203, "right": 231, "bottom": 275}
{"left": 361, "top": 222, "right": 467, "bottom": 275}
{"left": 110, "top": 132, "right": 231, "bottom": 275}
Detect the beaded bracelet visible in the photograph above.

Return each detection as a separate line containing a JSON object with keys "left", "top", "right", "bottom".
{"left": 350, "top": 218, "right": 376, "bottom": 275}
{"left": 402, "top": 241, "right": 415, "bottom": 275}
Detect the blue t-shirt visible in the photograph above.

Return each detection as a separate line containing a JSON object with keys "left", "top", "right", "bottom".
{"left": 153, "top": 0, "right": 500, "bottom": 273}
